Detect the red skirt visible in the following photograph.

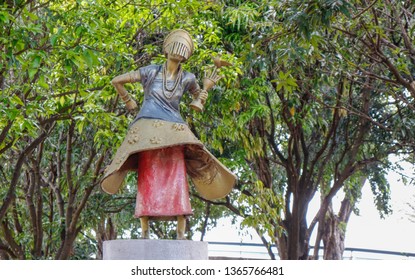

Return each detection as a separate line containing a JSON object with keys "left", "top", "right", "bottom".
{"left": 134, "top": 146, "right": 192, "bottom": 220}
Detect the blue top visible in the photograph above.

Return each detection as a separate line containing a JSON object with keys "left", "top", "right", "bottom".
{"left": 133, "top": 64, "right": 199, "bottom": 124}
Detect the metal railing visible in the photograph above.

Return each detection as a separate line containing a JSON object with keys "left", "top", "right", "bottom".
{"left": 207, "top": 241, "right": 415, "bottom": 260}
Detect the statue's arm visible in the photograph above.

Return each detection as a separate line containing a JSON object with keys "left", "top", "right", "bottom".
{"left": 111, "top": 71, "right": 141, "bottom": 111}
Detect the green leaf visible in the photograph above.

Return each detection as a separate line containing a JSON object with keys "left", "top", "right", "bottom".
{"left": 38, "top": 75, "right": 49, "bottom": 89}
{"left": 28, "top": 68, "right": 37, "bottom": 79}
{"left": 5, "top": 108, "right": 20, "bottom": 121}
{"left": 24, "top": 7, "right": 39, "bottom": 21}
{"left": 11, "top": 95, "right": 24, "bottom": 106}
{"left": 31, "top": 55, "right": 42, "bottom": 68}
{"left": 77, "top": 121, "right": 84, "bottom": 134}
{"left": 13, "top": 40, "right": 25, "bottom": 52}
{"left": 0, "top": 11, "right": 10, "bottom": 24}
{"left": 82, "top": 49, "right": 94, "bottom": 68}
{"left": 50, "top": 35, "right": 59, "bottom": 46}
{"left": 60, "top": 96, "right": 65, "bottom": 106}
{"left": 286, "top": 77, "right": 298, "bottom": 87}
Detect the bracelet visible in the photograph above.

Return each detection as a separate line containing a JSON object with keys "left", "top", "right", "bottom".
{"left": 119, "top": 91, "right": 129, "bottom": 100}
{"left": 122, "top": 95, "right": 131, "bottom": 103}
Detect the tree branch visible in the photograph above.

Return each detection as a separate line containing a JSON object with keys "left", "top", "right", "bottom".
{"left": 352, "top": 0, "right": 379, "bottom": 19}
{"left": 0, "top": 129, "right": 51, "bottom": 223}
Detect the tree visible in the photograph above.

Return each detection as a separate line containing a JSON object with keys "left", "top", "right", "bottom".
{"left": 198, "top": 0, "right": 415, "bottom": 259}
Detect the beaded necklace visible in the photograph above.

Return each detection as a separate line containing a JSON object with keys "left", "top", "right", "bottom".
{"left": 162, "top": 62, "right": 183, "bottom": 99}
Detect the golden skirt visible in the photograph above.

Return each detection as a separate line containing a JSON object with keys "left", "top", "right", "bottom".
{"left": 101, "top": 118, "right": 236, "bottom": 200}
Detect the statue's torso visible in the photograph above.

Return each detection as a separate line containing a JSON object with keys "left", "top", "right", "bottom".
{"left": 134, "top": 64, "right": 197, "bottom": 124}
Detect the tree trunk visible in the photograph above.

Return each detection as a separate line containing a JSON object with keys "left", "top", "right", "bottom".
{"left": 55, "top": 226, "right": 82, "bottom": 260}
{"left": 322, "top": 204, "right": 345, "bottom": 259}
{"left": 0, "top": 240, "right": 13, "bottom": 260}
{"left": 279, "top": 190, "right": 313, "bottom": 259}
{"left": 200, "top": 203, "right": 211, "bottom": 241}
{"left": 0, "top": 251, "right": 10, "bottom": 260}
{"left": 276, "top": 232, "right": 288, "bottom": 260}
{"left": 321, "top": 177, "right": 365, "bottom": 259}
{"left": 322, "top": 198, "right": 353, "bottom": 259}
{"left": 96, "top": 217, "right": 116, "bottom": 260}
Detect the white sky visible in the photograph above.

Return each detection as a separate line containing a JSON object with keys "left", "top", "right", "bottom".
{"left": 345, "top": 170, "right": 415, "bottom": 253}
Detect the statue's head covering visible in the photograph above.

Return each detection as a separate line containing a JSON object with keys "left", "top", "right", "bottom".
{"left": 163, "top": 29, "right": 194, "bottom": 61}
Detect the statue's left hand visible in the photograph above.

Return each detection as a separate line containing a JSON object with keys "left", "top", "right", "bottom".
{"left": 198, "top": 89, "right": 208, "bottom": 103}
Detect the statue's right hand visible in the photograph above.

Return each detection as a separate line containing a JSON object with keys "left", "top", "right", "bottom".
{"left": 125, "top": 99, "right": 138, "bottom": 111}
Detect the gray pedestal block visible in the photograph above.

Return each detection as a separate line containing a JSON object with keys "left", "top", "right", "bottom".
{"left": 103, "top": 239, "right": 208, "bottom": 260}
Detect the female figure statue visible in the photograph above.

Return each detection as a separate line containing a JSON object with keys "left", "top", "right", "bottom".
{"left": 101, "top": 29, "right": 236, "bottom": 239}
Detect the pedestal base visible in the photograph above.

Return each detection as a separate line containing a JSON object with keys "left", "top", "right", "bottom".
{"left": 103, "top": 239, "right": 208, "bottom": 260}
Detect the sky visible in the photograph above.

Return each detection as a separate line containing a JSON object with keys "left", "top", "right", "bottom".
{"left": 195, "top": 160, "right": 415, "bottom": 259}
{"left": 345, "top": 169, "right": 415, "bottom": 254}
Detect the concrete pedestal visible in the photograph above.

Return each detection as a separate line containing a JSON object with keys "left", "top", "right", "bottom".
{"left": 103, "top": 239, "right": 208, "bottom": 260}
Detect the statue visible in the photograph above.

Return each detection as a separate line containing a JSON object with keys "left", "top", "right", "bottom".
{"left": 101, "top": 29, "right": 236, "bottom": 240}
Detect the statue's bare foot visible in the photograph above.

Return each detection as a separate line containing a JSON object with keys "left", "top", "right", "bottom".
{"left": 176, "top": 215, "right": 186, "bottom": 240}
{"left": 176, "top": 232, "right": 186, "bottom": 240}
{"left": 141, "top": 230, "right": 149, "bottom": 239}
